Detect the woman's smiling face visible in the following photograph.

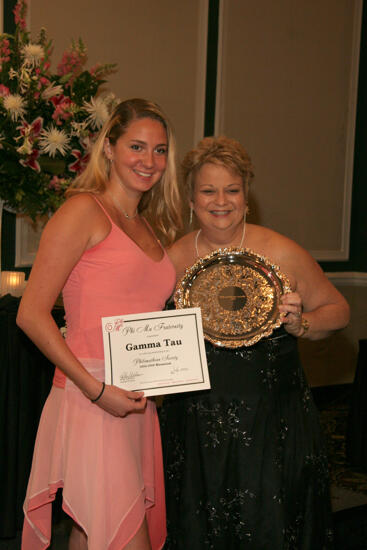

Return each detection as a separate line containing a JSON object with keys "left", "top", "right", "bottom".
{"left": 107, "top": 117, "right": 168, "bottom": 196}
{"left": 191, "top": 163, "right": 246, "bottom": 233}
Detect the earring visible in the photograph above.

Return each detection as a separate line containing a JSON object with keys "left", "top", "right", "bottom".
{"left": 106, "top": 155, "right": 113, "bottom": 176}
{"left": 189, "top": 207, "right": 193, "bottom": 226}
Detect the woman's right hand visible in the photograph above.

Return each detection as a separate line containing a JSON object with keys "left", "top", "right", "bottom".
{"left": 94, "top": 383, "right": 147, "bottom": 417}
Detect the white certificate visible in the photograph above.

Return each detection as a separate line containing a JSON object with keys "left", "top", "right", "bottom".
{"left": 102, "top": 307, "right": 210, "bottom": 397}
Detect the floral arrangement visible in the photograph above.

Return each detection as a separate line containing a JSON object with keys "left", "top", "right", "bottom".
{"left": 0, "top": 0, "right": 118, "bottom": 219}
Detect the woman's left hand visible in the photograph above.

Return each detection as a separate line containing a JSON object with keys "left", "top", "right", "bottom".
{"left": 279, "top": 292, "right": 304, "bottom": 337}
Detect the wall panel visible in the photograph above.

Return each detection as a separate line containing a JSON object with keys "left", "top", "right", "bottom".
{"left": 29, "top": 0, "right": 208, "bottom": 159}
{"left": 216, "top": 0, "right": 362, "bottom": 261}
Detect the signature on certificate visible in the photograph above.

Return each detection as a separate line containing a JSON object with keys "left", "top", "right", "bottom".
{"left": 170, "top": 366, "right": 189, "bottom": 375}
{"left": 120, "top": 371, "right": 140, "bottom": 383}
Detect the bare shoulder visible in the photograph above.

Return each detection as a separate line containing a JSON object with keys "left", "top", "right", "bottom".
{"left": 23, "top": 194, "right": 110, "bottom": 307}
{"left": 50, "top": 193, "right": 105, "bottom": 226}
{"left": 45, "top": 193, "right": 109, "bottom": 245}
{"left": 167, "top": 232, "right": 197, "bottom": 277}
{"left": 246, "top": 223, "right": 343, "bottom": 308}
{"left": 247, "top": 224, "right": 316, "bottom": 271}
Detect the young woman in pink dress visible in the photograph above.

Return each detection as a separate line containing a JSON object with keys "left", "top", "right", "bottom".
{"left": 17, "top": 98, "right": 182, "bottom": 550}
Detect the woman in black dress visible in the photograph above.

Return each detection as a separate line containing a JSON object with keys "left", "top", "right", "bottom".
{"left": 161, "top": 136, "right": 350, "bottom": 549}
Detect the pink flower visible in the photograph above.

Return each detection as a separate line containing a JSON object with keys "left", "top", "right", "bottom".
{"left": 50, "top": 94, "right": 65, "bottom": 107}
{"left": 1, "top": 39, "right": 10, "bottom": 56}
{"left": 57, "top": 51, "right": 77, "bottom": 76}
{"left": 0, "top": 84, "right": 10, "bottom": 97}
{"left": 19, "top": 148, "right": 41, "bottom": 172}
{"left": 51, "top": 96, "right": 73, "bottom": 125}
{"left": 17, "top": 117, "right": 44, "bottom": 139}
{"left": 37, "top": 76, "right": 51, "bottom": 90}
{"left": 68, "top": 149, "right": 90, "bottom": 174}
{"left": 57, "top": 43, "right": 87, "bottom": 85}
{"left": 13, "top": 0, "right": 27, "bottom": 30}
{"left": 0, "top": 37, "right": 11, "bottom": 68}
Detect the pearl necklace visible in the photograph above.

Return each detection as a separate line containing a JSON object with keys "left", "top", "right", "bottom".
{"left": 195, "top": 221, "right": 246, "bottom": 257}
{"left": 106, "top": 189, "right": 138, "bottom": 220}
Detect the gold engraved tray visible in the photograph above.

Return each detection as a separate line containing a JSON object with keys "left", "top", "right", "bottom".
{"left": 174, "top": 247, "right": 291, "bottom": 348}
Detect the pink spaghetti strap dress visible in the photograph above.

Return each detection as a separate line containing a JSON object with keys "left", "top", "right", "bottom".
{"left": 22, "top": 196, "right": 176, "bottom": 550}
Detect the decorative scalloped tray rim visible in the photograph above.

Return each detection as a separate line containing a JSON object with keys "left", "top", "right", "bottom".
{"left": 174, "top": 247, "right": 292, "bottom": 348}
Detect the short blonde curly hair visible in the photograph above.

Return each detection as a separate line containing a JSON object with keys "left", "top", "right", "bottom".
{"left": 182, "top": 136, "right": 254, "bottom": 199}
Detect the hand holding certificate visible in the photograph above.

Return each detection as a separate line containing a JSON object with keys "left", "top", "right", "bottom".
{"left": 102, "top": 307, "right": 210, "bottom": 397}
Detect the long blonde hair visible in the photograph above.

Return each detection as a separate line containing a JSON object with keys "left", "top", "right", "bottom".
{"left": 66, "top": 98, "right": 183, "bottom": 245}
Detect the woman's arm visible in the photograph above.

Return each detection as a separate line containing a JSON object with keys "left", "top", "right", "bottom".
{"left": 16, "top": 194, "right": 146, "bottom": 416}
{"left": 277, "top": 239, "right": 350, "bottom": 340}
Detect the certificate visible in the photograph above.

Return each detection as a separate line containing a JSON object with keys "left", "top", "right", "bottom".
{"left": 102, "top": 308, "right": 210, "bottom": 397}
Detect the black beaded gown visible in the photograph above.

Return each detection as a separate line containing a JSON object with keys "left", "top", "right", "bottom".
{"left": 160, "top": 327, "right": 333, "bottom": 549}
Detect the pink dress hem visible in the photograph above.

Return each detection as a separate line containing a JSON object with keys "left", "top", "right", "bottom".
{"left": 23, "top": 485, "right": 166, "bottom": 550}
